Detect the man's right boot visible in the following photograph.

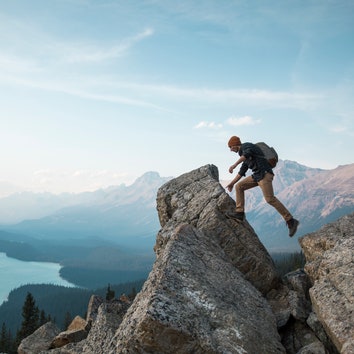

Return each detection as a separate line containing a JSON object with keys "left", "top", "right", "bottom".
{"left": 225, "top": 211, "right": 245, "bottom": 221}
{"left": 287, "top": 218, "right": 299, "bottom": 237}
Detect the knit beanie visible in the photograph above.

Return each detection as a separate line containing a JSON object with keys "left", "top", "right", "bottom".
{"left": 228, "top": 136, "right": 241, "bottom": 147}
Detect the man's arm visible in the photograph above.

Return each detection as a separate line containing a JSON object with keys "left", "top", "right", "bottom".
{"left": 226, "top": 173, "right": 242, "bottom": 192}
{"left": 228, "top": 155, "right": 246, "bottom": 173}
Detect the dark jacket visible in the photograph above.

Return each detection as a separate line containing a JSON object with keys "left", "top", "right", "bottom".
{"left": 238, "top": 142, "right": 273, "bottom": 182}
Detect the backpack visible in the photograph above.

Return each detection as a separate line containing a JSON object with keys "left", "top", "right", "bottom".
{"left": 255, "top": 142, "right": 278, "bottom": 168}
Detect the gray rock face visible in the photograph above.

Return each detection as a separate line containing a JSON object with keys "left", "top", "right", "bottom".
{"left": 306, "top": 312, "right": 339, "bottom": 354}
{"left": 155, "top": 164, "right": 279, "bottom": 295}
{"left": 108, "top": 165, "right": 284, "bottom": 353}
{"left": 86, "top": 295, "right": 104, "bottom": 326}
{"left": 81, "top": 299, "right": 131, "bottom": 354}
{"left": 39, "top": 299, "right": 131, "bottom": 354}
{"left": 112, "top": 223, "right": 284, "bottom": 353}
{"left": 299, "top": 212, "right": 354, "bottom": 354}
{"left": 279, "top": 320, "right": 327, "bottom": 354}
{"left": 283, "top": 269, "right": 312, "bottom": 321}
{"left": 267, "top": 269, "right": 312, "bottom": 330}
{"left": 18, "top": 322, "right": 60, "bottom": 354}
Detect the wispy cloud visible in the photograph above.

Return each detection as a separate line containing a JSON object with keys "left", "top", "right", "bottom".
{"left": 194, "top": 121, "right": 223, "bottom": 129}
{"left": 145, "top": 85, "right": 321, "bottom": 109}
{"left": 0, "top": 12, "right": 325, "bottom": 115}
{"left": 0, "top": 15, "right": 154, "bottom": 67}
{"left": 226, "top": 116, "right": 261, "bottom": 126}
{"left": 328, "top": 120, "right": 354, "bottom": 137}
{"left": 0, "top": 63, "right": 323, "bottom": 112}
{"left": 61, "top": 28, "right": 154, "bottom": 63}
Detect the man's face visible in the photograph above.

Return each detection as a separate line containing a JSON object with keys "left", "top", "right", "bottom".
{"left": 230, "top": 145, "right": 239, "bottom": 153}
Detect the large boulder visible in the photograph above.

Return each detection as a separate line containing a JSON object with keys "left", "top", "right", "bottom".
{"left": 108, "top": 165, "right": 285, "bottom": 353}
{"left": 299, "top": 212, "right": 354, "bottom": 354}
{"left": 156, "top": 164, "right": 279, "bottom": 295}
{"left": 18, "top": 322, "right": 60, "bottom": 354}
{"left": 112, "top": 223, "right": 285, "bottom": 353}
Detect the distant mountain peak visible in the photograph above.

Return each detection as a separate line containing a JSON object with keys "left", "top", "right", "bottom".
{"left": 136, "top": 171, "right": 161, "bottom": 181}
{"left": 133, "top": 171, "right": 172, "bottom": 187}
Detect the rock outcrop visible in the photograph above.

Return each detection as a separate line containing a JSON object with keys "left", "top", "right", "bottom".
{"left": 80, "top": 297, "right": 131, "bottom": 354}
{"left": 155, "top": 164, "right": 279, "bottom": 295}
{"left": 18, "top": 165, "right": 353, "bottom": 354}
{"left": 300, "top": 213, "right": 354, "bottom": 354}
{"left": 18, "top": 322, "right": 60, "bottom": 354}
{"left": 50, "top": 316, "right": 89, "bottom": 349}
{"left": 112, "top": 223, "right": 284, "bottom": 353}
{"left": 110, "top": 164, "right": 285, "bottom": 353}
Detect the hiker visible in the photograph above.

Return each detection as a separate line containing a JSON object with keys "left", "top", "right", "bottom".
{"left": 225, "top": 135, "right": 299, "bottom": 237}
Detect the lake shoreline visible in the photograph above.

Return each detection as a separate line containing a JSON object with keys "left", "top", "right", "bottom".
{"left": 0, "top": 252, "right": 77, "bottom": 304}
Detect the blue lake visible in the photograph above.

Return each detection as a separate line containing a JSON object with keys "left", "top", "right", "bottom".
{"left": 0, "top": 252, "right": 76, "bottom": 304}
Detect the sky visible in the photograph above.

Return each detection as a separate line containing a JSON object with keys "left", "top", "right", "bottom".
{"left": 0, "top": 0, "right": 353, "bottom": 194}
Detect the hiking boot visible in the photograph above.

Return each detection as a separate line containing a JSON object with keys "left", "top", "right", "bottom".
{"left": 287, "top": 218, "right": 299, "bottom": 237}
{"left": 225, "top": 211, "right": 245, "bottom": 221}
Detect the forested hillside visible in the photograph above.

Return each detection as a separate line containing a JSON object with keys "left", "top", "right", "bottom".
{"left": 0, "top": 280, "right": 144, "bottom": 334}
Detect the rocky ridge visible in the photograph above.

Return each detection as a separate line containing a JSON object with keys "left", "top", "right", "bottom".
{"left": 18, "top": 164, "right": 353, "bottom": 354}
{"left": 299, "top": 214, "right": 354, "bottom": 353}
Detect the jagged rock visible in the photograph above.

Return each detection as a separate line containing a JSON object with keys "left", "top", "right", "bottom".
{"left": 111, "top": 223, "right": 285, "bottom": 353}
{"left": 299, "top": 212, "right": 354, "bottom": 354}
{"left": 18, "top": 321, "right": 60, "bottom": 354}
{"left": 306, "top": 312, "right": 339, "bottom": 354}
{"left": 107, "top": 165, "right": 285, "bottom": 353}
{"left": 155, "top": 164, "right": 279, "bottom": 295}
{"left": 283, "top": 269, "right": 312, "bottom": 321}
{"left": 68, "top": 315, "right": 89, "bottom": 332}
{"left": 38, "top": 298, "right": 131, "bottom": 354}
{"left": 283, "top": 269, "right": 311, "bottom": 295}
{"left": 86, "top": 295, "right": 103, "bottom": 326}
{"left": 267, "top": 269, "right": 312, "bottom": 330}
{"left": 50, "top": 316, "right": 89, "bottom": 349}
{"left": 50, "top": 328, "right": 87, "bottom": 349}
{"left": 266, "top": 284, "right": 292, "bottom": 328}
{"left": 286, "top": 290, "right": 310, "bottom": 322}
{"left": 80, "top": 299, "right": 131, "bottom": 354}
{"left": 280, "top": 319, "right": 326, "bottom": 354}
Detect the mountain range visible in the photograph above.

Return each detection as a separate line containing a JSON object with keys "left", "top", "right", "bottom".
{"left": 244, "top": 161, "right": 354, "bottom": 250}
{"left": 0, "top": 160, "right": 354, "bottom": 261}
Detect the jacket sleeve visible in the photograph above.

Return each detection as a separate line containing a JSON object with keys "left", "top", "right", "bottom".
{"left": 238, "top": 162, "right": 248, "bottom": 177}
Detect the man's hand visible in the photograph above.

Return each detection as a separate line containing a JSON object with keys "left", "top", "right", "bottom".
{"left": 226, "top": 173, "right": 242, "bottom": 192}
{"left": 226, "top": 182, "right": 234, "bottom": 192}
{"left": 229, "top": 164, "right": 236, "bottom": 173}
{"left": 228, "top": 156, "right": 246, "bottom": 174}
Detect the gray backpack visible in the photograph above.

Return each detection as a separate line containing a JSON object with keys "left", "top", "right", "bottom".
{"left": 255, "top": 142, "right": 279, "bottom": 168}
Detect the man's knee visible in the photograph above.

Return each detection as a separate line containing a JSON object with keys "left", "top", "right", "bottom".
{"left": 264, "top": 196, "right": 277, "bottom": 205}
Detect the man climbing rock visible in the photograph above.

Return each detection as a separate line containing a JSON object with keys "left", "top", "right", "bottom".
{"left": 226, "top": 135, "right": 299, "bottom": 237}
